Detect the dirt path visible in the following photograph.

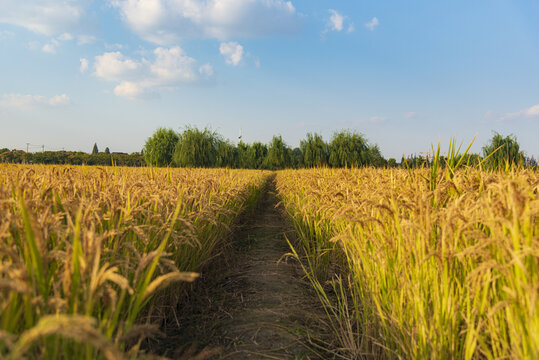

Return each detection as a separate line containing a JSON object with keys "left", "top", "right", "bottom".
{"left": 152, "top": 178, "right": 327, "bottom": 359}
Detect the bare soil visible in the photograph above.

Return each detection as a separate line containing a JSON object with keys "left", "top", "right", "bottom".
{"left": 148, "top": 178, "right": 328, "bottom": 359}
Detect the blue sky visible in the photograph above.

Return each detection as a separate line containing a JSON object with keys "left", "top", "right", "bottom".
{"left": 1, "top": 0, "right": 538, "bottom": 159}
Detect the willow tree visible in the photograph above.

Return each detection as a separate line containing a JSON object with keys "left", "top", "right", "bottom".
{"left": 235, "top": 141, "right": 267, "bottom": 169}
{"left": 328, "top": 130, "right": 369, "bottom": 168}
{"left": 300, "top": 132, "right": 329, "bottom": 167}
{"left": 173, "top": 127, "right": 219, "bottom": 167}
{"left": 291, "top": 147, "right": 303, "bottom": 168}
{"left": 216, "top": 139, "right": 238, "bottom": 168}
{"left": 482, "top": 132, "right": 523, "bottom": 169}
{"left": 142, "top": 128, "right": 179, "bottom": 167}
{"left": 236, "top": 141, "right": 250, "bottom": 169}
{"left": 263, "top": 136, "right": 292, "bottom": 170}
{"left": 245, "top": 142, "right": 268, "bottom": 169}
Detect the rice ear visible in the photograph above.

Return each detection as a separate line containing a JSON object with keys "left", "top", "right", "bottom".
{"left": 91, "top": 263, "right": 133, "bottom": 295}
{"left": 143, "top": 272, "right": 199, "bottom": 301}
{"left": 105, "top": 269, "right": 134, "bottom": 295}
{"left": 134, "top": 250, "right": 160, "bottom": 284}
{"left": 0, "top": 278, "right": 31, "bottom": 294}
{"left": 10, "top": 315, "right": 123, "bottom": 360}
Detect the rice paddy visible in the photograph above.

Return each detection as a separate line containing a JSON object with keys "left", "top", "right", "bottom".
{"left": 0, "top": 163, "right": 537, "bottom": 359}
{"left": 0, "top": 164, "right": 269, "bottom": 359}
{"left": 277, "top": 167, "right": 538, "bottom": 359}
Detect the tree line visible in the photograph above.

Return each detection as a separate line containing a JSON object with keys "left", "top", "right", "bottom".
{"left": 142, "top": 127, "right": 387, "bottom": 169}
{"left": 143, "top": 127, "right": 537, "bottom": 170}
{"left": 1, "top": 129, "right": 535, "bottom": 169}
{"left": 0, "top": 149, "right": 144, "bottom": 166}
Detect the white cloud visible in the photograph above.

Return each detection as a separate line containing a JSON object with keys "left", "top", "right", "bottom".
{"left": 42, "top": 40, "right": 59, "bottom": 54}
{"left": 0, "top": 93, "right": 70, "bottom": 110}
{"left": 94, "top": 46, "right": 214, "bottom": 99}
{"left": 220, "top": 41, "right": 244, "bottom": 66}
{"left": 77, "top": 34, "right": 97, "bottom": 45}
{"left": 199, "top": 63, "right": 214, "bottom": 77}
{"left": 525, "top": 105, "right": 539, "bottom": 116}
{"left": 150, "top": 46, "right": 200, "bottom": 83}
{"left": 48, "top": 94, "right": 70, "bottom": 106}
{"left": 114, "top": 81, "right": 145, "bottom": 98}
{"left": 1, "top": 2, "right": 95, "bottom": 54}
{"left": 94, "top": 52, "right": 142, "bottom": 82}
{"left": 0, "top": 1, "right": 89, "bottom": 36}
{"left": 404, "top": 111, "right": 418, "bottom": 119}
{"left": 39, "top": 32, "right": 75, "bottom": 54}
{"left": 328, "top": 9, "right": 344, "bottom": 32}
{"left": 108, "top": 0, "right": 299, "bottom": 44}
{"left": 80, "top": 58, "right": 89, "bottom": 73}
{"left": 488, "top": 104, "right": 539, "bottom": 121}
{"left": 365, "top": 17, "right": 379, "bottom": 31}
{"left": 58, "top": 32, "right": 74, "bottom": 41}
{"left": 324, "top": 9, "right": 353, "bottom": 35}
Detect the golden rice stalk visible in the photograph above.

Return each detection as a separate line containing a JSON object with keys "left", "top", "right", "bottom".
{"left": 9, "top": 315, "right": 123, "bottom": 360}
{"left": 142, "top": 272, "right": 200, "bottom": 302}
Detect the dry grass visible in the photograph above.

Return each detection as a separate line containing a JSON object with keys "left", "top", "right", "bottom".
{"left": 277, "top": 167, "right": 538, "bottom": 359}
{"left": 0, "top": 164, "right": 269, "bottom": 359}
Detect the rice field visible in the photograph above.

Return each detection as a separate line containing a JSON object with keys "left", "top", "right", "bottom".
{"left": 1, "top": 162, "right": 537, "bottom": 359}
{"left": 276, "top": 167, "right": 538, "bottom": 359}
{"left": 0, "top": 164, "right": 269, "bottom": 359}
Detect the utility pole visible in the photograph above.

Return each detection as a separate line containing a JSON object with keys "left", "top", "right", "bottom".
{"left": 42, "top": 145, "right": 45, "bottom": 153}
{"left": 26, "top": 143, "right": 29, "bottom": 153}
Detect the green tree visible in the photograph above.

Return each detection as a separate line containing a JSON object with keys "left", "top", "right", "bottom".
{"left": 263, "top": 136, "right": 292, "bottom": 170}
{"left": 246, "top": 142, "right": 268, "bottom": 169}
{"left": 236, "top": 141, "right": 268, "bottom": 169}
{"left": 173, "top": 127, "right": 219, "bottom": 167}
{"left": 291, "top": 147, "right": 303, "bottom": 168}
{"left": 300, "top": 132, "right": 329, "bottom": 167}
{"left": 216, "top": 140, "right": 238, "bottom": 168}
{"left": 92, "top": 143, "right": 99, "bottom": 154}
{"left": 328, "top": 130, "right": 368, "bottom": 167}
{"left": 142, "top": 127, "right": 179, "bottom": 167}
{"left": 366, "top": 144, "right": 387, "bottom": 167}
{"left": 234, "top": 141, "right": 268, "bottom": 169}
{"left": 104, "top": 147, "right": 110, "bottom": 154}
{"left": 482, "top": 132, "right": 523, "bottom": 169}
{"left": 237, "top": 141, "right": 251, "bottom": 168}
